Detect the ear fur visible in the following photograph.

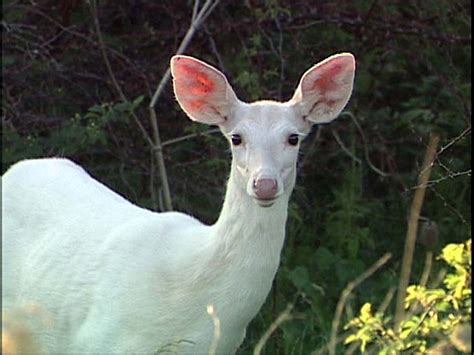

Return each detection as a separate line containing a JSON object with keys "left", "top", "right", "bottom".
{"left": 291, "top": 53, "right": 355, "bottom": 124}
{"left": 170, "top": 55, "right": 238, "bottom": 125}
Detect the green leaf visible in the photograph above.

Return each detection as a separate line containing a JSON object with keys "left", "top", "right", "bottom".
{"left": 360, "top": 303, "right": 373, "bottom": 321}
{"left": 288, "top": 266, "right": 310, "bottom": 290}
{"left": 88, "top": 104, "right": 106, "bottom": 114}
{"left": 344, "top": 334, "right": 358, "bottom": 344}
{"left": 132, "top": 95, "right": 145, "bottom": 109}
{"left": 114, "top": 101, "right": 133, "bottom": 112}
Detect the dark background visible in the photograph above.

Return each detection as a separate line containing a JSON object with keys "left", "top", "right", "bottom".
{"left": 2, "top": 0, "right": 471, "bottom": 353}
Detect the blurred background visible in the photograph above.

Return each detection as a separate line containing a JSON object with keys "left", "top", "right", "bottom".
{"left": 2, "top": 0, "right": 471, "bottom": 353}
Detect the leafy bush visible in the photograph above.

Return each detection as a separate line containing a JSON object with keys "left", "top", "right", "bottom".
{"left": 344, "top": 239, "right": 471, "bottom": 353}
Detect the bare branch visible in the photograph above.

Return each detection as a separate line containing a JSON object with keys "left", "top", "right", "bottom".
{"left": 429, "top": 187, "right": 469, "bottom": 226}
{"left": 394, "top": 132, "right": 440, "bottom": 329}
{"left": 329, "top": 252, "right": 392, "bottom": 355}
{"left": 340, "top": 111, "right": 391, "bottom": 177}
{"left": 376, "top": 286, "right": 396, "bottom": 315}
{"left": 87, "top": 0, "right": 153, "bottom": 147}
{"left": 204, "top": 24, "right": 225, "bottom": 70}
{"left": 419, "top": 251, "right": 433, "bottom": 288}
{"left": 287, "top": 12, "right": 471, "bottom": 45}
{"left": 253, "top": 303, "right": 294, "bottom": 355}
{"left": 207, "top": 304, "right": 221, "bottom": 355}
{"left": 149, "top": 0, "right": 220, "bottom": 108}
{"left": 162, "top": 128, "right": 220, "bottom": 147}
{"left": 148, "top": 108, "right": 172, "bottom": 211}
{"left": 437, "top": 126, "right": 471, "bottom": 156}
{"left": 331, "top": 129, "right": 362, "bottom": 165}
{"left": 411, "top": 169, "right": 471, "bottom": 189}
{"left": 192, "top": 0, "right": 200, "bottom": 22}
{"left": 148, "top": 0, "right": 220, "bottom": 211}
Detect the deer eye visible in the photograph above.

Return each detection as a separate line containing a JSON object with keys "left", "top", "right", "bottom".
{"left": 231, "top": 134, "right": 242, "bottom": 146}
{"left": 288, "top": 134, "right": 299, "bottom": 146}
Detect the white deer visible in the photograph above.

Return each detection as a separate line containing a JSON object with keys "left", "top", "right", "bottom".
{"left": 2, "top": 53, "right": 355, "bottom": 354}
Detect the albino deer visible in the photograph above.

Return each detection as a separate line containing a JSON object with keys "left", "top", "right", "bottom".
{"left": 2, "top": 53, "right": 355, "bottom": 354}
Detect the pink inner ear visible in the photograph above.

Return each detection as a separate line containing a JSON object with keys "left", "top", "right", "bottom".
{"left": 192, "top": 73, "right": 215, "bottom": 95}
{"left": 174, "top": 60, "right": 217, "bottom": 113}
{"left": 190, "top": 100, "right": 204, "bottom": 110}
{"left": 309, "top": 56, "right": 352, "bottom": 94}
{"left": 175, "top": 63, "right": 215, "bottom": 95}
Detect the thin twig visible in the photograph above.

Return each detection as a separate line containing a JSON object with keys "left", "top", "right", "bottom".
{"left": 87, "top": 0, "right": 162, "bottom": 207}
{"left": 204, "top": 24, "right": 225, "bottom": 70}
{"left": 312, "top": 335, "right": 349, "bottom": 355}
{"left": 403, "top": 251, "right": 434, "bottom": 321}
{"left": 148, "top": 0, "right": 220, "bottom": 211}
{"left": 87, "top": 0, "right": 153, "bottom": 148}
{"left": 162, "top": 128, "right": 220, "bottom": 147}
{"left": 148, "top": 108, "right": 172, "bottom": 211}
{"left": 328, "top": 252, "right": 392, "bottom": 355}
{"left": 149, "top": 0, "right": 220, "bottom": 108}
{"left": 411, "top": 169, "right": 471, "bottom": 189}
{"left": 340, "top": 112, "right": 391, "bottom": 177}
{"left": 376, "top": 286, "right": 396, "bottom": 315}
{"left": 394, "top": 132, "right": 440, "bottom": 329}
{"left": 207, "top": 304, "right": 221, "bottom": 355}
{"left": 429, "top": 269, "right": 447, "bottom": 289}
{"left": 343, "top": 341, "right": 360, "bottom": 355}
{"left": 150, "top": 151, "right": 158, "bottom": 210}
{"left": 286, "top": 12, "right": 470, "bottom": 44}
{"left": 253, "top": 304, "right": 294, "bottom": 355}
{"left": 9, "top": 4, "right": 143, "bottom": 72}
{"left": 275, "top": 17, "right": 285, "bottom": 100}
{"left": 419, "top": 251, "right": 433, "bottom": 288}
{"left": 429, "top": 187, "right": 468, "bottom": 225}
{"left": 437, "top": 126, "right": 471, "bottom": 156}
{"left": 331, "top": 129, "right": 362, "bottom": 164}
{"left": 192, "top": 0, "right": 200, "bottom": 21}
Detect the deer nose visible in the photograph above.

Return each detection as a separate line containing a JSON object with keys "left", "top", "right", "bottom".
{"left": 253, "top": 178, "right": 278, "bottom": 200}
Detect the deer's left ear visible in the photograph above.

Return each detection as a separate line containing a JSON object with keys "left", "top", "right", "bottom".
{"left": 291, "top": 53, "right": 355, "bottom": 124}
{"left": 171, "top": 55, "right": 239, "bottom": 125}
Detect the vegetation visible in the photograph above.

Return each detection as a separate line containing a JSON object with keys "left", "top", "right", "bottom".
{"left": 344, "top": 239, "right": 471, "bottom": 354}
{"left": 2, "top": 0, "right": 471, "bottom": 353}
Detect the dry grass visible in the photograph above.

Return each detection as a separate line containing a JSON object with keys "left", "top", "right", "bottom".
{"left": 2, "top": 303, "right": 51, "bottom": 355}
{"left": 2, "top": 316, "right": 40, "bottom": 354}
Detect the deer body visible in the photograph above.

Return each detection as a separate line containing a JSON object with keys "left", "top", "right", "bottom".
{"left": 2, "top": 53, "right": 355, "bottom": 354}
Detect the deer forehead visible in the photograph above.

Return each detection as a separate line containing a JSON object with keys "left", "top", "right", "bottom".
{"left": 226, "top": 100, "right": 307, "bottom": 136}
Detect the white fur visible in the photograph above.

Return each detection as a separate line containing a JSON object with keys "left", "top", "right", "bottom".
{"left": 2, "top": 53, "right": 355, "bottom": 354}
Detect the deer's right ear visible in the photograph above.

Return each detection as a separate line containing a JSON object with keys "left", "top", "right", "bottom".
{"left": 170, "top": 55, "right": 238, "bottom": 125}
{"left": 291, "top": 53, "right": 355, "bottom": 125}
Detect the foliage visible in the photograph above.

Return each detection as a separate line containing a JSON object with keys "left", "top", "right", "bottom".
{"left": 344, "top": 239, "right": 471, "bottom": 353}
{"left": 3, "top": 96, "right": 144, "bottom": 167}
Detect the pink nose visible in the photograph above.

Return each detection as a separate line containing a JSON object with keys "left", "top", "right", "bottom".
{"left": 253, "top": 178, "right": 278, "bottom": 200}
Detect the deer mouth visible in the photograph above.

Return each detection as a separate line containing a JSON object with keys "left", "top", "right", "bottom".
{"left": 255, "top": 197, "right": 277, "bottom": 207}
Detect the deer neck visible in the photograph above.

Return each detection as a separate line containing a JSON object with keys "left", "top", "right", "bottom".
{"left": 212, "top": 164, "right": 292, "bottom": 266}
